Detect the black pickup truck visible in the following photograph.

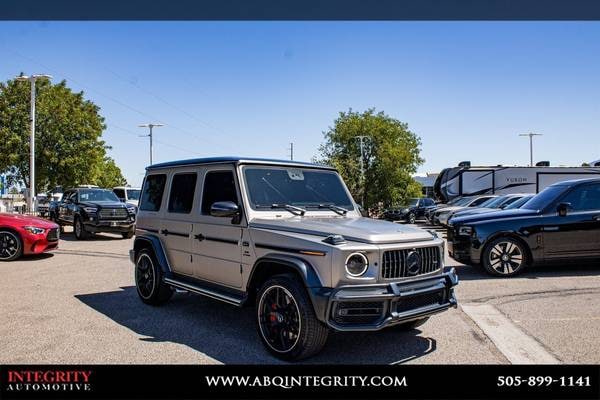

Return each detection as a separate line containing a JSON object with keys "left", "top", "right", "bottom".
{"left": 56, "top": 187, "right": 137, "bottom": 240}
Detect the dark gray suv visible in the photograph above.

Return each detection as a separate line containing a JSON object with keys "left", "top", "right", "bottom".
{"left": 131, "top": 157, "right": 458, "bottom": 360}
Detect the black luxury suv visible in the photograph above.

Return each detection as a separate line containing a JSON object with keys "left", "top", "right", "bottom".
{"left": 56, "top": 187, "right": 137, "bottom": 240}
{"left": 448, "top": 178, "right": 600, "bottom": 277}
{"left": 383, "top": 197, "right": 436, "bottom": 223}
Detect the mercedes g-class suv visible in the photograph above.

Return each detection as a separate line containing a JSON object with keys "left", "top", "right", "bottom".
{"left": 131, "top": 157, "right": 458, "bottom": 360}
{"left": 57, "top": 187, "right": 137, "bottom": 239}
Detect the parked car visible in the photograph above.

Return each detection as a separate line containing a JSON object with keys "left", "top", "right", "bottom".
{"left": 440, "top": 194, "right": 528, "bottom": 225}
{"left": 36, "top": 195, "right": 51, "bottom": 218}
{"left": 449, "top": 194, "right": 534, "bottom": 222}
{"left": 424, "top": 196, "right": 463, "bottom": 222}
{"left": 132, "top": 157, "right": 458, "bottom": 360}
{"left": 430, "top": 195, "right": 496, "bottom": 225}
{"left": 0, "top": 213, "right": 59, "bottom": 261}
{"left": 382, "top": 197, "right": 436, "bottom": 223}
{"left": 447, "top": 178, "right": 600, "bottom": 277}
{"left": 56, "top": 187, "right": 137, "bottom": 240}
{"left": 113, "top": 186, "right": 141, "bottom": 208}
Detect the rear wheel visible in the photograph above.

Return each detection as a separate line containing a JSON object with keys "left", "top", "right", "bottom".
{"left": 482, "top": 237, "right": 528, "bottom": 277}
{"left": 74, "top": 217, "right": 89, "bottom": 240}
{"left": 0, "top": 230, "right": 23, "bottom": 261}
{"left": 256, "top": 275, "right": 329, "bottom": 361}
{"left": 135, "top": 249, "right": 173, "bottom": 305}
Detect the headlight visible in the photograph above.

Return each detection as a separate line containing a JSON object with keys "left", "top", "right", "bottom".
{"left": 83, "top": 207, "right": 98, "bottom": 213}
{"left": 23, "top": 226, "right": 45, "bottom": 234}
{"left": 458, "top": 226, "right": 473, "bottom": 236}
{"left": 345, "top": 253, "right": 369, "bottom": 277}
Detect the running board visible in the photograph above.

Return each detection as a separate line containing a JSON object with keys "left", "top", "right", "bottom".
{"left": 164, "top": 277, "right": 246, "bottom": 307}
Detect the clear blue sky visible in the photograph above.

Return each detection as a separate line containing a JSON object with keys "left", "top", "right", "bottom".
{"left": 1, "top": 22, "right": 599, "bottom": 186}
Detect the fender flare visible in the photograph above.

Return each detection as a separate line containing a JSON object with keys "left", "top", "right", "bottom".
{"left": 133, "top": 234, "right": 171, "bottom": 273}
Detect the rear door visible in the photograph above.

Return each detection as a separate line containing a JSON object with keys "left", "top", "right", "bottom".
{"left": 542, "top": 183, "right": 600, "bottom": 260}
{"left": 159, "top": 170, "right": 198, "bottom": 277}
{"left": 191, "top": 167, "right": 243, "bottom": 288}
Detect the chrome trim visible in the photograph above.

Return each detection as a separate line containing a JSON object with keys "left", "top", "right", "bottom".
{"left": 345, "top": 252, "right": 369, "bottom": 277}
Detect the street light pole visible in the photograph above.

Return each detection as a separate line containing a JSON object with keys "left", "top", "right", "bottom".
{"left": 15, "top": 74, "right": 52, "bottom": 213}
{"left": 519, "top": 132, "right": 543, "bottom": 167}
{"left": 139, "top": 123, "right": 164, "bottom": 165}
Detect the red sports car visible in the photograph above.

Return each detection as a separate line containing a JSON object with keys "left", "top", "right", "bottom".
{"left": 0, "top": 213, "right": 60, "bottom": 261}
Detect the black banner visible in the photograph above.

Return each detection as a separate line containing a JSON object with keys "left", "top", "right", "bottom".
{"left": 1, "top": 365, "right": 598, "bottom": 399}
{"left": 3, "top": 0, "right": 600, "bottom": 20}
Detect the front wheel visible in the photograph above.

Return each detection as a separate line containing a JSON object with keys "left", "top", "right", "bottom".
{"left": 74, "top": 217, "right": 89, "bottom": 240}
{"left": 406, "top": 212, "right": 416, "bottom": 224}
{"left": 0, "top": 230, "right": 23, "bottom": 261}
{"left": 256, "top": 275, "right": 329, "bottom": 361}
{"left": 482, "top": 237, "right": 528, "bottom": 277}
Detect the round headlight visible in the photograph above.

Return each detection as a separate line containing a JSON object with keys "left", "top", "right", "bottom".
{"left": 345, "top": 253, "right": 369, "bottom": 277}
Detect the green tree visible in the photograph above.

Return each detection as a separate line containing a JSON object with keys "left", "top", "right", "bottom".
{"left": 0, "top": 77, "right": 126, "bottom": 191}
{"left": 316, "top": 108, "right": 424, "bottom": 212}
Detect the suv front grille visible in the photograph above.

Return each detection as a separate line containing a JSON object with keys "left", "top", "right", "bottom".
{"left": 99, "top": 207, "right": 128, "bottom": 219}
{"left": 396, "top": 290, "right": 445, "bottom": 313}
{"left": 381, "top": 246, "right": 441, "bottom": 279}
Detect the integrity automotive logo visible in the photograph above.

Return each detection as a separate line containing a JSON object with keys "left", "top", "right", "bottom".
{"left": 4, "top": 369, "right": 93, "bottom": 392}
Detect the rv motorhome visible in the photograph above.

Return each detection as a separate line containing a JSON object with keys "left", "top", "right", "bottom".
{"left": 434, "top": 162, "right": 600, "bottom": 203}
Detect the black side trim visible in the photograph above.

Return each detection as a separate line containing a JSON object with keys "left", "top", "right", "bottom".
{"left": 137, "top": 227, "right": 159, "bottom": 233}
{"left": 205, "top": 236, "right": 239, "bottom": 245}
{"left": 164, "top": 273, "right": 247, "bottom": 306}
{"left": 168, "top": 231, "right": 190, "bottom": 238}
{"left": 255, "top": 243, "right": 327, "bottom": 255}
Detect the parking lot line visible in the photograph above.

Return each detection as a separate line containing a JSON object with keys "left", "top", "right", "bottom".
{"left": 461, "top": 303, "right": 560, "bottom": 364}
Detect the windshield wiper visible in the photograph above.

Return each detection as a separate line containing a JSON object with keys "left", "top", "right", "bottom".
{"left": 256, "top": 203, "right": 306, "bottom": 216}
{"left": 308, "top": 203, "right": 349, "bottom": 216}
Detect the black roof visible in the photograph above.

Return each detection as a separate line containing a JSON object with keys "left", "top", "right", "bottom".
{"left": 146, "top": 156, "right": 335, "bottom": 171}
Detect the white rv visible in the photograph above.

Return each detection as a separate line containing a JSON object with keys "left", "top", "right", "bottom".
{"left": 434, "top": 162, "right": 600, "bottom": 203}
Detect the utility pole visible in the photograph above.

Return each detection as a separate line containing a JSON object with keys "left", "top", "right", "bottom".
{"left": 355, "top": 135, "right": 370, "bottom": 206}
{"left": 139, "top": 123, "right": 164, "bottom": 165}
{"left": 287, "top": 142, "right": 294, "bottom": 160}
{"left": 519, "top": 132, "right": 543, "bottom": 166}
{"left": 15, "top": 74, "right": 52, "bottom": 213}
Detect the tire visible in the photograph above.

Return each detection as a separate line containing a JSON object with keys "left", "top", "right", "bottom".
{"left": 73, "top": 217, "right": 90, "bottom": 240}
{"left": 122, "top": 230, "right": 134, "bottom": 239}
{"left": 135, "top": 249, "right": 173, "bottom": 306}
{"left": 256, "top": 274, "right": 329, "bottom": 361}
{"left": 0, "top": 230, "right": 23, "bottom": 261}
{"left": 482, "top": 237, "right": 528, "bottom": 277}
{"left": 407, "top": 212, "right": 416, "bottom": 224}
{"left": 394, "top": 317, "right": 430, "bottom": 330}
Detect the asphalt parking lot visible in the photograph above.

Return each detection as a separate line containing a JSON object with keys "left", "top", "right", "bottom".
{"left": 1, "top": 225, "right": 599, "bottom": 365}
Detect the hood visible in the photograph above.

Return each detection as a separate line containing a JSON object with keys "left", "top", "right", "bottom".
{"left": 249, "top": 216, "right": 435, "bottom": 244}
{"left": 450, "top": 208, "right": 539, "bottom": 225}
{"left": 80, "top": 201, "right": 127, "bottom": 208}
{"left": 435, "top": 206, "right": 464, "bottom": 214}
{"left": 0, "top": 213, "right": 58, "bottom": 228}
{"left": 452, "top": 207, "right": 496, "bottom": 218}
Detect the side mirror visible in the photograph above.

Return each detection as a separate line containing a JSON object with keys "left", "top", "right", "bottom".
{"left": 557, "top": 202, "right": 571, "bottom": 217}
{"left": 210, "top": 201, "right": 240, "bottom": 218}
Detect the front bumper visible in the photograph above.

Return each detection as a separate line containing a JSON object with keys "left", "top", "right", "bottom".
{"left": 321, "top": 267, "right": 459, "bottom": 331}
{"left": 447, "top": 228, "right": 480, "bottom": 265}
{"left": 84, "top": 220, "right": 135, "bottom": 233}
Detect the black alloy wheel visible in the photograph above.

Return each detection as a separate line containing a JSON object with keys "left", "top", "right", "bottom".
{"left": 482, "top": 237, "right": 527, "bottom": 277}
{"left": 74, "top": 217, "right": 89, "bottom": 240}
{"left": 135, "top": 249, "right": 173, "bottom": 305}
{"left": 256, "top": 275, "right": 328, "bottom": 361}
{"left": 0, "top": 230, "right": 23, "bottom": 261}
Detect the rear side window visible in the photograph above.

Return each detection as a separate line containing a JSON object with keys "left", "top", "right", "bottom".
{"left": 140, "top": 174, "right": 167, "bottom": 212}
{"left": 113, "top": 188, "right": 126, "bottom": 200}
{"left": 201, "top": 171, "right": 238, "bottom": 214}
{"left": 168, "top": 173, "right": 197, "bottom": 214}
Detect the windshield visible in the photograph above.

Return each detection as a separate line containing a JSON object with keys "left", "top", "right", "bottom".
{"left": 453, "top": 197, "right": 473, "bottom": 206}
{"left": 126, "top": 189, "right": 141, "bottom": 201}
{"left": 244, "top": 167, "right": 354, "bottom": 210}
{"left": 79, "top": 189, "right": 120, "bottom": 202}
{"left": 404, "top": 198, "right": 419, "bottom": 207}
{"left": 504, "top": 195, "right": 534, "bottom": 209}
{"left": 521, "top": 185, "right": 567, "bottom": 211}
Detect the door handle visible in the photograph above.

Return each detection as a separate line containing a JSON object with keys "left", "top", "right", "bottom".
{"left": 160, "top": 229, "right": 169, "bottom": 236}
{"left": 194, "top": 233, "right": 205, "bottom": 241}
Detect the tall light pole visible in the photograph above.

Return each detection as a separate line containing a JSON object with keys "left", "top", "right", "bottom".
{"left": 139, "top": 123, "right": 164, "bottom": 165}
{"left": 15, "top": 74, "right": 52, "bottom": 213}
{"left": 355, "top": 135, "right": 370, "bottom": 206}
{"left": 287, "top": 142, "right": 294, "bottom": 160}
{"left": 519, "top": 132, "right": 543, "bottom": 166}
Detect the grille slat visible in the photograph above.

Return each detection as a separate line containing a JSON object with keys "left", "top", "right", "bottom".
{"left": 99, "top": 207, "right": 128, "bottom": 220}
{"left": 47, "top": 228, "right": 59, "bottom": 242}
{"left": 381, "top": 246, "right": 441, "bottom": 279}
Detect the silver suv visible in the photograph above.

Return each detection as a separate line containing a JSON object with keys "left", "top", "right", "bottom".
{"left": 131, "top": 157, "right": 458, "bottom": 361}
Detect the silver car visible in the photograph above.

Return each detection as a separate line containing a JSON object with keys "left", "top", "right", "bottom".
{"left": 131, "top": 157, "right": 458, "bottom": 361}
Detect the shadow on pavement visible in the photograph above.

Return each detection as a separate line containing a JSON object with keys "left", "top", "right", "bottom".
{"left": 76, "top": 286, "right": 436, "bottom": 365}
{"left": 59, "top": 232, "right": 127, "bottom": 242}
{"left": 450, "top": 261, "right": 600, "bottom": 281}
